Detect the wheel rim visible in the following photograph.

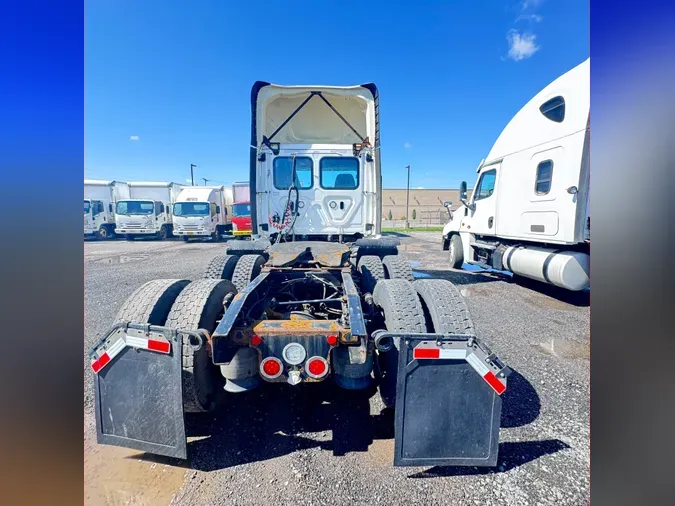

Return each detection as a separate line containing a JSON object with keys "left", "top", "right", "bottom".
{"left": 100, "top": 228, "right": 107, "bottom": 238}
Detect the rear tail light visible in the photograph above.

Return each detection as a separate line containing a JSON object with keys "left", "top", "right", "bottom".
{"left": 250, "top": 334, "right": 262, "bottom": 346}
{"left": 326, "top": 335, "right": 338, "bottom": 346}
{"left": 305, "top": 356, "right": 329, "bottom": 379}
{"left": 260, "top": 357, "right": 283, "bottom": 379}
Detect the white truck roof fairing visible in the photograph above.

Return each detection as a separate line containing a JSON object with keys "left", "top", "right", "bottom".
{"left": 484, "top": 58, "right": 590, "bottom": 166}
{"left": 253, "top": 84, "right": 378, "bottom": 146}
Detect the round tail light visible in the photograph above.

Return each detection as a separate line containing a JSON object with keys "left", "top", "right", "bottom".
{"left": 326, "top": 335, "right": 338, "bottom": 346}
{"left": 260, "top": 357, "right": 283, "bottom": 379}
{"left": 305, "top": 357, "right": 329, "bottom": 379}
{"left": 250, "top": 334, "right": 262, "bottom": 346}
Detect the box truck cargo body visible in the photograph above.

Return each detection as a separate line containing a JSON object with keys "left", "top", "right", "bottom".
{"left": 114, "top": 182, "right": 183, "bottom": 240}
{"left": 173, "top": 186, "right": 233, "bottom": 241}
{"left": 84, "top": 180, "right": 130, "bottom": 239}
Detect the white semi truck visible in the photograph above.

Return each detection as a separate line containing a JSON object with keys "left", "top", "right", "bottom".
{"left": 89, "top": 82, "right": 511, "bottom": 469}
{"left": 172, "top": 185, "right": 233, "bottom": 241}
{"left": 442, "top": 58, "right": 590, "bottom": 292}
{"left": 84, "top": 180, "right": 130, "bottom": 240}
{"left": 114, "top": 182, "right": 183, "bottom": 240}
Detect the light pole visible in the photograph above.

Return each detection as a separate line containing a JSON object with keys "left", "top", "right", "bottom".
{"left": 190, "top": 164, "right": 196, "bottom": 186}
{"left": 405, "top": 165, "right": 411, "bottom": 230}
{"left": 202, "top": 178, "right": 210, "bottom": 186}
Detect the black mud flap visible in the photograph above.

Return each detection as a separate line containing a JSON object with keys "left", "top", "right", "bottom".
{"left": 89, "top": 323, "right": 194, "bottom": 459}
{"left": 387, "top": 333, "right": 511, "bottom": 467}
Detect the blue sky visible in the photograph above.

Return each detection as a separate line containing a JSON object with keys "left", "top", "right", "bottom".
{"left": 85, "top": 0, "right": 588, "bottom": 189}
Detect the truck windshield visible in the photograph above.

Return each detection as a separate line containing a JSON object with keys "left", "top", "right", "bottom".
{"left": 173, "top": 202, "right": 210, "bottom": 216}
{"left": 232, "top": 203, "right": 251, "bottom": 217}
{"left": 116, "top": 201, "right": 154, "bottom": 215}
{"left": 84, "top": 200, "right": 90, "bottom": 214}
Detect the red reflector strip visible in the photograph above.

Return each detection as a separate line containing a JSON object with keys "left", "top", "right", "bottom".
{"left": 413, "top": 347, "right": 440, "bottom": 359}
{"left": 91, "top": 352, "right": 110, "bottom": 373}
{"left": 483, "top": 370, "right": 506, "bottom": 395}
{"left": 147, "top": 339, "right": 171, "bottom": 353}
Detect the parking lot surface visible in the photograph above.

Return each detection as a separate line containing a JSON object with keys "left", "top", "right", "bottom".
{"left": 84, "top": 232, "right": 589, "bottom": 506}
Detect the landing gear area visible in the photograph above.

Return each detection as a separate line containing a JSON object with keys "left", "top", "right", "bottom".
{"left": 89, "top": 240, "right": 510, "bottom": 466}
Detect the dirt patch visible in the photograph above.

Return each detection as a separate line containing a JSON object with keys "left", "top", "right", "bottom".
{"left": 534, "top": 339, "right": 590, "bottom": 360}
{"left": 85, "top": 445, "right": 187, "bottom": 505}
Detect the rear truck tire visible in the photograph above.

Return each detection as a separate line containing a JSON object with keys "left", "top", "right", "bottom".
{"left": 165, "top": 279, "right": 238, "bottom": 413}
{"left": 357, "top": 255, "right": 385, "bottom": 293}
{"left": 114, "top": 279, "right": 191, "bottom": 325}
{"left": 125, "top": 234, "right": 135, "bottom": 241}
{"left": 372, "top": 279, "right": 427, "bottom": 409}
{"left": 413, "top": 279, "right": 475, "bottom": 334}
{"left": 213, "top": 228, "right": 222, "bottom": 242}
{"left": 203, "top": 254, "right": 239, "bottom": 281}
{"left": 231, "top": 254, "right": 265, "bottom": 292}
{"left": 382, "top": 254, "right": 415, "bottom": 282}
{"left": 448, "top": 234, "right": 464, "bottom": 269}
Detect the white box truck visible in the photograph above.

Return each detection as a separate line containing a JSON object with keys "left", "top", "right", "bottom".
{"left": 442, "top": 58, "right": 590, "bottom": 291}
{"left": 84, "top": 180, "right": 130, "bottom": 240}
{"left": 114, "top": 182, "right": 183, "bottom": 240}
{"left": 172, "top": 185, "right": 233, "bottom": 241}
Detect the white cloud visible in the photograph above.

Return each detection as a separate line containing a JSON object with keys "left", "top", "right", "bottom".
{"left": 521, "top": 0, "right": 543, "bottom": 9}
{"left": 506, "top": 30, "right": 540, "bottom": 61}
{"left": 516, "top": 14, "right": 542, "bottom": 22}
{"left": 129, "top": 135, "right": 140, "bottom": 141}
{"left": 185, "top": 178, "right": 193, "bottom": 183}
{"left": 403, "top": 141, "right": 412, "bottom": 149}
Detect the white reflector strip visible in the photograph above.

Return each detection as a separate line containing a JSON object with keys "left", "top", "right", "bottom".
{"left": 125, "top": 335, "right": 150, "bottom": 350}
{"left": 439, "top": 349, "right": 467, "bottom": 360}
{"left": 466, "top": 352, "right": 490, "bottom": 377}
{"left": 105, "top": 338, "right": 126, "bottom": 361}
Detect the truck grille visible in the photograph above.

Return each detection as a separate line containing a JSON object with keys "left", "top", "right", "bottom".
{"left": 181, "top": 224, "right": 201, "bottom": 230}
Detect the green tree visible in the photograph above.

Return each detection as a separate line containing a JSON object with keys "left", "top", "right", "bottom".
{"left": 412, "top": 209, "right": 417, "bottom": 220}
{"left": 387, "top": 210, "right": 393, "bottom": 220}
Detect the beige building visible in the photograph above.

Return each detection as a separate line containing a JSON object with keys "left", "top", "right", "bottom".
{"left": 381, "top": 188, "right": 474, "bottom": 227}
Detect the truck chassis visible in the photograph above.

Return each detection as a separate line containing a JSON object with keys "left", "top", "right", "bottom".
{"left": 90, "top": 238, "right": 510, "bottom": 467}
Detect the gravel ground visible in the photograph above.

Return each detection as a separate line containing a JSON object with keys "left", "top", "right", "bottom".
{"left": 84, "top": 232, "right": 589, "bottom": 506}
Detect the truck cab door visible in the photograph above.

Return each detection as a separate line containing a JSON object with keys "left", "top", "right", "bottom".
{"left": 462, "top": 164, "right": 499, "bottom": 237}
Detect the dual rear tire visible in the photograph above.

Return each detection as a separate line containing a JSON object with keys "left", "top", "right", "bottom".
{"left": 113, "top": 278, "right": 237, "bottom": 413}
{"left": 372, "top": 278, "right": 474, "bottom": 409}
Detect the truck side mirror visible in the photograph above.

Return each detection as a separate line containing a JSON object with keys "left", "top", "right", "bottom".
{"left": 459, "top": 181, "right": 468, "bottom": 201}
{"left": 109, "top": 203, "right": 113, "bottom": 213}
{"left": 216, "top": 205, "right": 221, "bottom": 214}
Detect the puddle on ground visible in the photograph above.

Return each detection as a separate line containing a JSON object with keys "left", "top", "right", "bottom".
{"left": 461, "top": 262, "right": 513, "bottom": 276}
{"left": 96, "top": 254, "right": 149, "bottom": 265}
{"left": 534, "top": 339, "right": 589, "bottom": 360}
{"left": 413, "top": 271, "right": 432, "bottom": 279}
{"left": 85, "top": 445, "right": 187, "bottom": 505}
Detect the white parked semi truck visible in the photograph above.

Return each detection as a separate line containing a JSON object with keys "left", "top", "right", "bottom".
{"left": 89, "top": 82, "right": 512, "bottom": 469}
{"left": 172, "top": 185, "right": 233, "bottom": 241}
{"left": 114, "top": 182, "right": 183, "bottom": 240}
{"left": 442, "top": 58, "right": 590, "bottom": 291}
{"left": 84, "top": 179, "right": 129, "bottom": 240}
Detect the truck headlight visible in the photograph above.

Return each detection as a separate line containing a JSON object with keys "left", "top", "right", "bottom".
{"left": 232, "top": 223, "right": 238, "bottom": 231}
